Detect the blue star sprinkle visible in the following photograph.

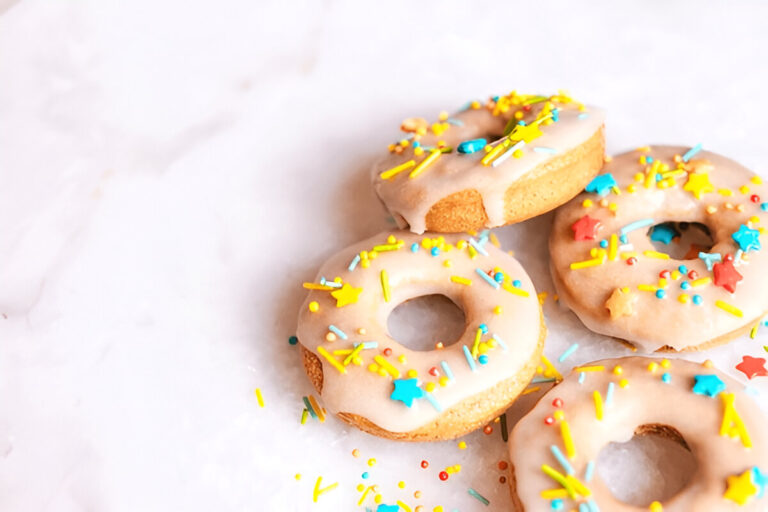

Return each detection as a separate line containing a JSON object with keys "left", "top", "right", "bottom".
{"left": 585, "top": 173, "right": 617, "bottom": 196}
{"left": 390, "top": 378, "right": 425, "bottom": 407}
{"left": 698, "top": 251, "right": 722, "bottom": 271}
{"left": 732, "top": 224, "right": 761, "bottom": 252}
{"left": 650, "top": 223, "right": 679, "bottom": 245}
{"left": 753, "top": 467, "right": 768, "bottom": 498}
{"left": 376, "top": 504, "right": 400, "bottom": 512}
{"left": 692, "top": 374, "right": 726, "bottom": 398}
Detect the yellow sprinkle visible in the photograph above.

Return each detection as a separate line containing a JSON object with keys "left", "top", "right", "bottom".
{"left": 690, "top": 277, "right": 712, "bottom": 287}
{"left": 619, "top": 378, "right": 629, "bottom": 388}
{"left": 357, "top": 485, "right": 373, "bottom": 506}
{"left": 751, "top": 176, "right": 763, "bottom": 185}
{"left": 409, "top": 149, "right": 442, "bottom": 178}
{"left": 740, "top": 185, "right": 750, "bottom": 194}
{"left": 295, "top": 473, "right": 302, "bottom": 480}
{"left": 308, "top": 301, "right": 319, "bottom": 312}
{"left": 715, "top": 300, "right": 743, "bottom": 317}
{"left": 593, "top": 391, "right": 604, "bottom": 420}
{"left": 541, "top": 355, "right": 564, "bottom": 381}
{"left": 569, "top": 258, "right": 604, "bottom": 270}
{"left": 368, "top": 458, "right": 377, "bottom": 466}
{"left": 522, "top": 386, "right": 541, "bottom": 396}
{"left": 493, "top": 305, "right": 503, "bottom": 315}
{"left": 300, "top": 408, "right": 308, "bottom": 424}
{"left": 317, "top": 346, "right": 347, "bottom": 374}
{"left": 254, "top": 388, "right": 265, "bottom": 407}
{"left": 678, "top": 294, "right": 690, "bottom": 304}
{"left": 468, "top": 245, "right": 478, "bottom": 259}
{"left": 637, "top": 284, "right": 657, "bottom": 292}
{"left": 718, "top": 188, "right": 733, "bottom": 196}
{"left": 343, "top": 344, "right": 365, "bottom": 366}
{"left": 302, "top": 282, "right": 335, "bottom": 290}
{"left": 541, "top": 464, "right": 576, "bottom": 498}
{"left": 560, "top": 420, "right": 576, "bottom": 459}
{"left": 481, "top": 139, "right": 509, "bottom": 165}
{"left": 458, "top": 441, "right": 467, "bottom": 450}
{"left": 541, "top": 489, "right": 570, "bottom": 499}
{"left": 620, "top": 251, "right": 638, "bottom": 259}
{"left": 720, "top": 392, "right": 752, "bottom": 448}
{"left": 489, "top": 232, "right": 501, "bottom": 247}
{"left": 471, "top": 327, "right": 482, "bottom": 358}
{"left": 380, "top": 160, "right": 416, "bottom": 180}
{"left": 648, "top": 362, "right": 659, "bottom": 373}
{"left": 380, "top": 270, "right": 391, "bottom": 302}
{"left": 397, "top": 501, "right": 412, "bottom": 512}
{"left": 608, "top": 234, "right": 618, "bottom": 261}
{"left": 574, "top": 365, "right": 605, "bottom": 372}
{"left": 751, "top": 323, "right": 760, "bottom": 339}
{"left": 373, "top": 355, "right": 401, "bottom": 378}
{"left": 313, "top": 477, "right": 338, "bottom": 502}
{"left": 582, "top": 199, "right": 593, "bottom": 208}
{"left": 643, "top": 250, "right": 670, "bottom": 259}
{"left": 649, "top": 501, "right": 663, "bottom": 512}
{"left": 450, "top": 275, "right": 472, "bottom": 286}
{"left": 661, "top": 359, "right": 671, "bottom": 368}
{"left": 502, "top": 281, "right": 531, "bottom": 297}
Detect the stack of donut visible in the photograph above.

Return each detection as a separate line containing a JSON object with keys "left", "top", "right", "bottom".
{"left": 295, "top": 90, "right": 768, "bottom": 510}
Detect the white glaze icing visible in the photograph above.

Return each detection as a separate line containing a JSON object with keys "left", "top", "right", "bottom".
{"left": 509, "top": 356, "right": 768, "bottom": 511}
{"left": 296, "top": 230, "right": 542, "bottom": 433}
{"left": 550, "top": 146, "right": 768, "bottom": 352}
{"left": 371, "top": 93, "right": 606, "bottom": 234}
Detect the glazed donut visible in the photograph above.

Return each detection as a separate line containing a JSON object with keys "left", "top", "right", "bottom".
{"left": 372, "top": 91, "right": 605, "bottom": 234}
{"left": 296, "top": 230, "right": 545, "bottom": 441}
{"left": 550, "top": 145, "right": 768, "bottom": 352}
{"left": 508, "top": 356, "right": 768, "bottom": 511}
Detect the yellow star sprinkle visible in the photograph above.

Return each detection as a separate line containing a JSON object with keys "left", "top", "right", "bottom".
{"left": 330, "top": 283, "right": 362, "bottom": 307}
{"left": 509, "top": 123, "right": 543, "bottom": 143}
{"left": 605, "top": 287, "right": 636, "bottom": 320}
{"left": 724, "top": 469, "right": 758, "bottom": 505}
{"left": 683, "top": 172, "right": 715, "bottom": 199}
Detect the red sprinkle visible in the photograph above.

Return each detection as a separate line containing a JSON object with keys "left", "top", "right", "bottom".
{"left": 483, "top": 425, "right": 493, "bottom": 435}
{"left": 383, "top": 348, "right": 393, "bottom": 356}
{"left": 687, "top": 270, "right": 698, "bottom": 279}
{"left": 659, "top": 270, "right": 670, "bottom": 279}
{"left": 429, "top": 367, "right": 439, "bottom": 377}
{"left": 544, "top": 416, "right": 555, "bottom": 425}
{"left": 420, "top": 460, "right": 429, "bottom": 469}
{"left": 627, "top": 257, "right": 637, "bottom": 266}
{"left": 751, "top": 194, "right": 761, "bottom": 203}
{"left": 439, "top": 471, "right": 449, "bottom": 481}
{"left": 552, "top": 398, "right": 563, "bottom": 408}
{"left": 498, "top": 461, "right": 508, "bottom": 470}
{"left": 724, "top": 254, "right": 734, "bottom": 262}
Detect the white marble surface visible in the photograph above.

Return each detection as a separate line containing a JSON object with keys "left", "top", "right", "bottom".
{"left": 2, "top": 1, "right": 768, "bottom": 511}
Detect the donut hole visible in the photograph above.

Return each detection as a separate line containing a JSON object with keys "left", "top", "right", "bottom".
{"left": 387, "top": 294, "right": 466, "bottom": 351}
{"left": 596, "top": 424, "right": 697, "bottom": 506}
{"left": 646, "top": 221, "right": 714, "bottom": 260}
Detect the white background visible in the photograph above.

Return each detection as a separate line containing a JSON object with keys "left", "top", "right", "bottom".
{"left": 2, "top": 1, "right": 768, "bottom": 511}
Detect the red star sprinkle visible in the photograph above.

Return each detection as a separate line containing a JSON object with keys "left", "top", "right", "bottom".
{"left": 736, "top": 356, "right": 768, "bottom": 379}
{"left": 571, "top": 215, "right": 602, "bottom": 241}
{"left": 713, "top": 259, "right": 743, "bottom": 293}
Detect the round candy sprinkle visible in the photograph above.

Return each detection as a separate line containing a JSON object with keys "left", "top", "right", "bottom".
{"left": 544, "top": 416, "right": 555, "bottom": 425}
{"left": 429, "top": 367, "right": 439, "bottom": 377}
{"left": 288, "top": 335, "right": 298, "bottom": 345}
{"left": 383, "top": 348, "right": 392, "bottom": 356}
{"left": 498, "top": 461, "right": 508, "bottom": 470}
{"left": 751, "top": 194, "right": 760, "bottom": 203}
{"left": 308, "top": 301, "right": 319, "bottom": 312}
{"left": 493, "top": 272, "right": 504, "bottom": 283}
{"left": 479, "top": 323, "right": 488, "bottom": 334}
{"left": 552, "top": 398, "right": 563, "bottom": 408}
{"left": 478, "top": 355, "right": 489, "bottom": 365}
{"left": 438, "top": 471, "right": 449, "bottom": 481}
{"left": 362, "top": 472, "right": 369, "bottom": 479}
{"left": 655, "top": 289, "right": 666, "bottom": 299}
{"left": 483, "top": 425, "right": 493, "bottom": 435}
{"left": 367, "top": 458, "right": 376, "bottom": 467}
{"left": 513, "top": 279, "right": 522, "bottom": 288}
{"left": 692, "top": 294, "right": 703, "bottom": 305}
{"left": 420, "top": 460, "right": 429, "bottom": 469}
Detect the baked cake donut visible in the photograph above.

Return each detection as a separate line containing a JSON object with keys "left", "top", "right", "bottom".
{"left": 296, "top": 230, "right": 545, "bottom": 441}
{"left": 372, "top": 91, "right": 606, "bottom": 234}
{"left": 550, "top": 145, "right": 768, "bottom": 352}
{"left": 508, "top": 356, "right": 768, "bottom": 511}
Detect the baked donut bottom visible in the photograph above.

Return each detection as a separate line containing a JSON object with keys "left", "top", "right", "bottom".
{"left": 299, "top": 309, "right": 546, "bottom": 442}
{"left": 550, "top": 260, "right": 768, "bottom": 352}
{"left": 423, "top": 127, "right": 605, "bottom": 233}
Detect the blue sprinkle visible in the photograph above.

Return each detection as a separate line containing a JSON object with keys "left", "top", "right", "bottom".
{"left": 478, "top": 355, "right": 489, "bottom": 365}
{"left": 469, "top": 238, "right": 489, "bottom": 256}
{"left": 479, "top": 323, "right": 488, "bottom": 334}
{"left": 551, "top": 499, "right": 564, "bottom": 510}
{"left": 463, "top": 345, "right": 477, "bottom": 372}
{"left": 693, "top": 294, "right": 703, "bottom": 305}
{"left": 646, "top": 156, "right": 654, "bottom": 164}
{"left": 410, "top": 243, "right": 419, "bottom": 253}
{"left": 578, "top": 372, "right": 586, "bottom": 384}
{"left": 288, "top": 335, "right": 298, "bottom": 345}
{"left": 558, "top": 343, "right": 579, "bottom": 363}
{"left": 362, "top": 472, "right": 369, "bottom": 479}
{"left": 550, "top": 445, "right": 574, "bottom": 474}
{"left": 457, "top": 138, "right": 487, "bottom": 154}
{"left": 491, "top": 334, "right": 508, "bottom": 351}
{"left": 599, "top": 239, "right": 609, "bottom": 248}
{"left": 620, "top": 218, "right": 654, "bottom": 236}
{"left": 348, "top": 254, "right": 361, "bottom": 271}
{"left": 494, "top": 272, "right": 504, "bottom": 283}
{"left": 678, "top": 265, "right": 688, "bottom": 273}
{"left": 578, "top": 113, "right": 589, "bottom": 120}
{"left": 655, "top": 173, "right": 663, "bottom": 182}
{"left": 698, "top": 251, "right": 722, "bottom": 271}
{"left": 619, "top": 234, "right": 628, "bottom": 244}
{"left": 682, "top": 143, "right": 703, "bottom": 162}
{"left": 430, "top": 246, "right": 440, "bottom": 257}
{"left": 662, "top": 372, "right": 671, "bottom": 383}
{"left": 446, "top": 118, "right": 464, "bottom": 126}
{"left": 585, "top": 460, "right": 595, "bottom": 482}
{"left": 412, "top": 141, "right": 420, "bottom": 148}
{"left": 681, "top": 281, "right": 691, "bottom": 290}
{"left": 423, "top": 391, "right": 443, "bottom": 412}
{"left": 579, "top": 504, "right": 589, "bottom": 512}
{"left": 655, "top": 289, "right": 666, "bottom": 299}
{"left": 533, "top": 146, "right": 558, "bottom": 154}
{"left": 512, "top": 279, "right": 522, "bottom": 288}
{"left": 467, "top": 488, "right": 490, "bottom": 506}
{"left": 552, "top": 108, "right": 560, "bottom": 122}
{"left": 475, "top": 268, "right": 500, "bottom": 289}
{"left": 587, "top": 499, "right": 601, "bottom": 512}
{"left": 440, "top": 360, "right": 455, "bottom": 381}
{"left": 606, "top": 382, "right": 615, "bottom": 406}
{"left": 761, "top": 203, "right": 768, "bottom": 211}
{"left": 328, "top": 325, "right": 348, "bottom": 340}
